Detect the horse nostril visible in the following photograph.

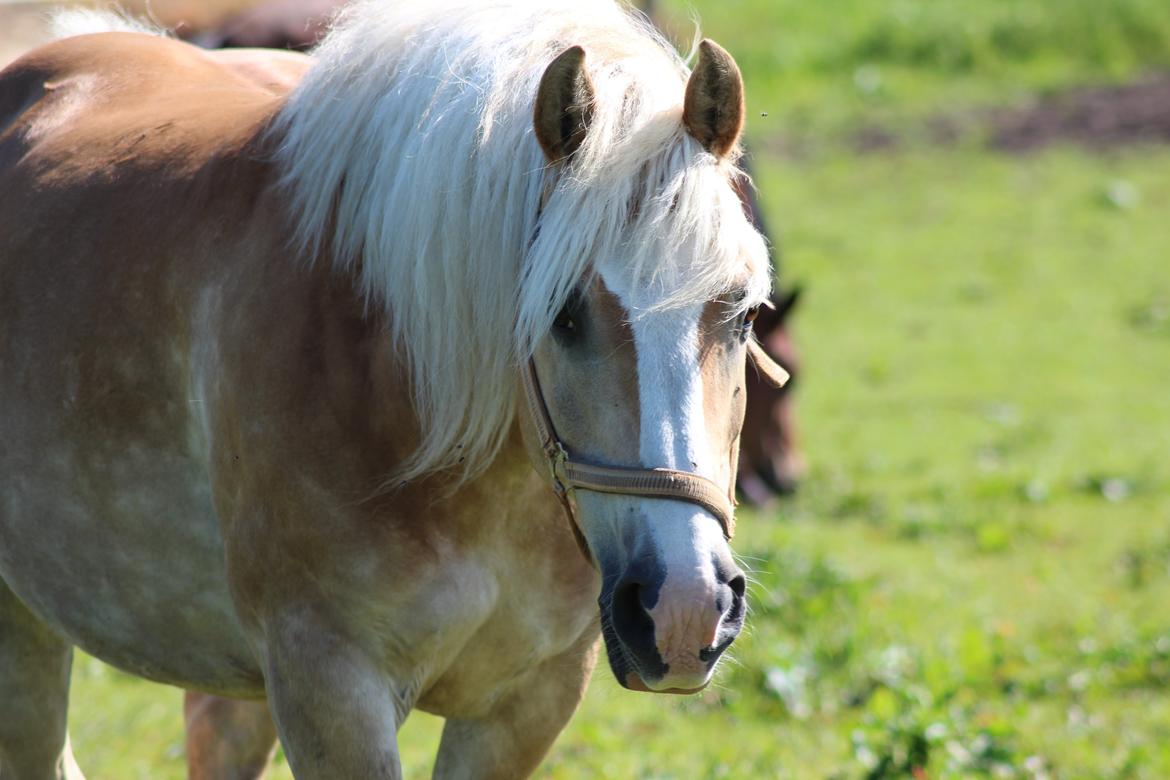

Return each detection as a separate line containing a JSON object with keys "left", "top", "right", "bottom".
{"left": 713, "top": 564, "right": 747, "bottom": 613}
{"left": 614, "top": 579, "right": 645, "bottom": 613}
{"left": 699, "top": 571, "right": 747, "bottom": 665}
{"left": 711, "top": 571, "right": 746, "bottom": 619}
{"left": 716, "top": 570, "right": 747, "bottom": 629}
{"left": 610, "top": 578, "right": 654, "bottom": 644}
{"left": 728, "top": 572, "right": 746, "bottom": 601}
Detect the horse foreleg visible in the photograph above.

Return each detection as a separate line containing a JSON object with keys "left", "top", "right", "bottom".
{"left": 0, "top": 579, "right": 84, "bottom": 780}
{"left": 432, "top": 630, "right": 600, "bottom": 780}
{"left": 260, "top": 613, "right": 404, "bottom": 779}
{"left": 184, "top": 691, "right": 278, "bottom": 780}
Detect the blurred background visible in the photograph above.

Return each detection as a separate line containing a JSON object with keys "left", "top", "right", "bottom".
{"left": 3, "top": 0, "right": 1169, "bottom": 776}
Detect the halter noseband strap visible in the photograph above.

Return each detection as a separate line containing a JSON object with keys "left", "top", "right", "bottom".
{"left": 521, "top": 358, "right": 738, "bottom": 557}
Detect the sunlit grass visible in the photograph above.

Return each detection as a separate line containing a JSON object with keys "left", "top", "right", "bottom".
{"left": 67, "top": 143, "right": 1170, "bottom": 779}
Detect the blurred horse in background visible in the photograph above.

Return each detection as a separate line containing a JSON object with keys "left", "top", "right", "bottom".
{"left": 731, "top": 168, "right": 804, "bottom": 502}
{"left": 179, "top": 0, "right": 337, "bottom": 50}
{"left": 183, "top": 0, "right": 806, "bottom": 506}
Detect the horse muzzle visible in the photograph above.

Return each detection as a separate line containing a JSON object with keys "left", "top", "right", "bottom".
{"left": 601, "top": 550, "right": 746, "bottom": 694}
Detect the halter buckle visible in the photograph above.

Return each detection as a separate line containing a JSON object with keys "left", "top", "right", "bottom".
{"left": 549, "top": 441, "right": 570, "bottom": 498}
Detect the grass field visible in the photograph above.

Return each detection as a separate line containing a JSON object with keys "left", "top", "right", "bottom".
{"left": 20, "top": 0, "right": 1170, "bottom": 776}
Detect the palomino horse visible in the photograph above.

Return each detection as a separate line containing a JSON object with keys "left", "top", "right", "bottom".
{"left": 0, "top": 0, "right": 788, "bottom": 777}
{"left": 177, "top": 2, "right": 805, "bottom": 772}
{"left": 183, "top": 0, "right": 807, "bottom": 510}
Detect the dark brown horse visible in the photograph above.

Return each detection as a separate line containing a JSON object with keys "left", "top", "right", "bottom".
{"left": 732, "top": 165, "right": 804, "bottom": 502}
{"left": 179, "top": 0, "right": 339, "bottom": 51}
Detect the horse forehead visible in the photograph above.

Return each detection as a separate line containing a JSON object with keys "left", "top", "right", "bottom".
{"left": 595, "top": 270, "right": 735, "bottom": 348}
{"left": 593, "top": 270, "right": 731, "bottom": 369}
{"left": 589, "top": 275, "right": 634, "bottom": 339}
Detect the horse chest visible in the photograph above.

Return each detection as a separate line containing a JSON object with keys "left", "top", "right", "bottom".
{"left": 323, "top": 529, "right": 601, "bottom": 720}
{"left": 414, "top": 572, "right": 599, "bottom": 718}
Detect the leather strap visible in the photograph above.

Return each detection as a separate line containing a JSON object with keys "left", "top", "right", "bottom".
{"left": 522, "top": 358, "right": 737, "bottom": 550}
{"left": 557, "top": 460, "right": 736, "bottom": 538}
{"left": 522, "top": 338, "right": 789, "bottom": 558}
{"left": 747, "top": 339, "right": 790, "bottom": 388}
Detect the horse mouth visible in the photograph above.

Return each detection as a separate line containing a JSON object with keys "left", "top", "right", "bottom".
{"left": 755, "top": 462, "right": 799, "bottom": 497}
{"left": 600, "top": 618, "right": 704, "bottom": 695}
{"left": 622, "top": 671, "right": 708, "bottom": 696}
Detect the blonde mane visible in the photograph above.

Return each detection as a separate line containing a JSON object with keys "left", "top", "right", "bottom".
{"left": 273, "top": 0, "right": 772, "bottom": 484}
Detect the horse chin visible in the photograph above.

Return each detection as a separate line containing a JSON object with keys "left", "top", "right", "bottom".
{"left": 601, "top": 622, "right": 713, "bottom": 695}
{"left": 622, "top": 671, "right": 708, "bottom": 696}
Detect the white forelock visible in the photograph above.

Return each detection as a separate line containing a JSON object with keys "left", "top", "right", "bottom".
{"left": 272, "top": 0, "right": 772, "bottom": 484}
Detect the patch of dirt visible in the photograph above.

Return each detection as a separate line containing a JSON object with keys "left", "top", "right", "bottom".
{"left": 989, "top": 74, "right": 1170, "bottom": 152}
{"left": 773, "top": 73, "right": 1170, "bottom": 157}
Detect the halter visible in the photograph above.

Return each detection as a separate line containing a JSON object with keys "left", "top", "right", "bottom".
{"left": 522, "top": 339, "right": 788, "bottom": 561}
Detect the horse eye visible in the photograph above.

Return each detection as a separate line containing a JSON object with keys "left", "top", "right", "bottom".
{"left": 742, "top": 305, "right": 761, "bottom": 333}
{"left": 552, "top": 289, "right": 582, "bottom": 342}
{"left": 553, "top": 305, "right": 575, "bottom": 333}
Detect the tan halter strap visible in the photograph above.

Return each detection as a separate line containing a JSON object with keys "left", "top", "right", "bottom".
{"left": 521, "top": 358, "right": 738, "bottom": 551}
{"left": 522, "top": 336, "right": 790, "bottom": 558}
{"left": 747, "top": 339, "right": 791, "bottom": 389}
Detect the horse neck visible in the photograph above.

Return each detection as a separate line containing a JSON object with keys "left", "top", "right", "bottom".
{"left": 356, "top": 314, "right": 561, "bottom": 543}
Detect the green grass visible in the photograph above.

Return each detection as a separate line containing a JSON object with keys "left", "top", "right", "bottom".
{"left": 549, "top": 145, "right": 1170, "bottom": 778}
{"left": 59, "top": 0, "right": 1170, "bottom": 777}
{"left": 663, "top": 0, "right": 1170, "bottom": 143}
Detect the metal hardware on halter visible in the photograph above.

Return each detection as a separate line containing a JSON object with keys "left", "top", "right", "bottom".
{"left": 549, "top": 442, "right": 570, "bottom": 498}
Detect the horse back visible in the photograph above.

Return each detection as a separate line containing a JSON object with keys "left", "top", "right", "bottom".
{"left": 0, "top": 32, "right": 311, "bottom": 290}
{"left": 0, "top": 32, "right": 312, "bottom": 447}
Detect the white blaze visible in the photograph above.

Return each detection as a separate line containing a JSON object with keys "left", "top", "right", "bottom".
{"left": 586, "top": 274, "right": 736, "bottom": 690}
{"left": 629, "top": 303, "right": 713, "bottom": 479}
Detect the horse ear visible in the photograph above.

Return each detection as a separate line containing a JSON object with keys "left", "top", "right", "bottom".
{"left": 534, "top": 45, "right": 596, "bottom": 164}
{"left": 774, "top": 285, "right": 803, "bottom": 321}
{"left": 683, "top": 39, "right": 745, "bottom": 159}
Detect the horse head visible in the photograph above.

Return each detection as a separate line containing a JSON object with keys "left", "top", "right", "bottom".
{"left": 739, "top": 285, "right": 805, "bottom": 503}
{"left": 523, "top": 40, "right": 776, "bottom": 694}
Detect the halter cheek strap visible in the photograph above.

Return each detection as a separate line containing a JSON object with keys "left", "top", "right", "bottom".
{"left": 746, "top": 339, "right": 791, "bottom": 389}
{"left": 522, "top": 359, "right": 734, "bottom": 561}
{"left": 522, "top": 343, "right": 789, "bottom": 560}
